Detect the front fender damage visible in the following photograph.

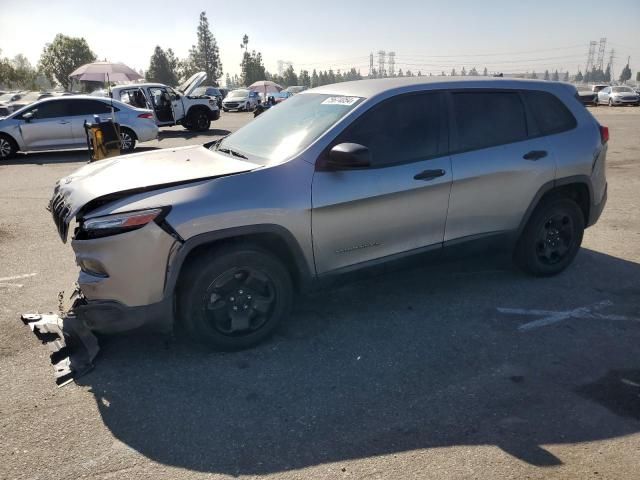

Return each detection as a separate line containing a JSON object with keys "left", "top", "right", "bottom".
{"left": 21, "top": 289, "right": 99, "bottom": 387}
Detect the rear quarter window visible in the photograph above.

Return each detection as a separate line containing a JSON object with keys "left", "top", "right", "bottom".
{"left": 523, "top": 90, "right": 577, "bottom": 136}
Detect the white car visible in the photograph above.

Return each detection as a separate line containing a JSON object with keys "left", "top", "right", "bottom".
{"left": 0, "top": 95, "right": 158, "bottom": 160}
{"left": 107, "top": 72, "right": 220, "bottom": 131}
{"left": 596, "top": 86, "right": 640, "bottom": 106}
{"left": 222, "top": 89, "right": 260, "bottom": 112}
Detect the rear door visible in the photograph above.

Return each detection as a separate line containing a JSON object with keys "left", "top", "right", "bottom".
{"left": 69, "top": 99, "right": 115, "bottom": 145}
{"left": 444, "top": 90, "right": 555, "bottom": 242}
{"left": 18, "top": 99, "right": 74, "bottom": 150}
{"left": 312, "top": 91, "right": 452, "bottom": 274}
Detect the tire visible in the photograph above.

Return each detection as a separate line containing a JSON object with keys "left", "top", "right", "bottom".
{"left": 0, "top": 134, "right": 18, "bottom": 160}
{"left": 223, "top": 108, "right": 229, "bottom": 112}
{"left": 119, "top": 128, "right": 136, "bottom": 153}
{"left": 608, "top": 99, "right": 614, "bottom": 107}
{"left": 514, "top": 196, "right": 585, "bottom": 277}
{"left": 188, "top": 110, "right": 211, "bottom": 131}
{"left": 178, "top": 245, "right": 293, "bottom": 350}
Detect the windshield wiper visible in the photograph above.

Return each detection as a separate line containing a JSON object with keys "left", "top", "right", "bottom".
{"left": 217, "top": 147, "right": 248, "bottom": 160}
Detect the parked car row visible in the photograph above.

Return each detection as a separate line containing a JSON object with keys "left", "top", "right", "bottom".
{"left": 0, "top": 95, "right": 158, "bottom": 159}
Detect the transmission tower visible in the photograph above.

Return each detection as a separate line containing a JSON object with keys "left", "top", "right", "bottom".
{"left": 388, "top": 51, "right": 396, "bottom": 77}
{"left": 585, "top": 41, "right": 597, "bottom": 73}
{"left": 596, "top": 37, "right": 607, "bottom": 71}
{"left": 607, "top": 49, "right": 615, "bottom": 79}
{"left": 378, "top": 50, "right": 386, "bottom": 78}
{"left": 369, "top": 52, "right": 374, "bottom": 77}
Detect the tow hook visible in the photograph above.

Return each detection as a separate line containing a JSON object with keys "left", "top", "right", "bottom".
{"left": 21, "top": 289, "right": 99, "bottom": 387}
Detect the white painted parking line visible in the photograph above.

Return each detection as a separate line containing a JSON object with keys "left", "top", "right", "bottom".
{"left": 0, "top": 283, "right": 24, "bottom": 288}
{"left": 497, "top": 300, "right": 640, "bottom": 331}
{"left": 0, "top": 273, "right": 37, "bottom": 282}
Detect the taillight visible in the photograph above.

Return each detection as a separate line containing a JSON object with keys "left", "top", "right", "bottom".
{"left": 138, "top": 112, "right": 154, "bottom": 119}
{"left": 599, "top": 125, "right": 609, "bottom": 144}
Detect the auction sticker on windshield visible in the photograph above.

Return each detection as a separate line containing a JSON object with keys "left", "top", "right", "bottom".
{"left": 321, "top": 96, "right": 361, "bottom": 106}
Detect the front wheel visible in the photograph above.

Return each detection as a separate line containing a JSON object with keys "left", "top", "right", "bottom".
{"left": 514, "top": 196, "right": 584, "bottom": 276}
{"left": 608, "top": 99, "right": 614, "bottom": 107}
{"left": 119, "top": 128, "right": 136, "bottom": 153}
{"left": 189, "top": 110, "right": 211, "bottom": 131}
{"left": 178, "top": 245, "right": 293, "bottom": 350}
{"left": 0, "top": 134, "right": 18, "bottom": 160}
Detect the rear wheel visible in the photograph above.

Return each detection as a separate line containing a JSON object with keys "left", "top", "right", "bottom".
{"left": 119, "top": 128, "right": 136, "bottom": 153}
{"left": 0, "top": 134, "right": 17, "bottom": 160}
{"left": 514, "top": 196, "right": 584, "bottom": 276}
{"left": 178, "top": 245, "right": 293, "bottom": 350}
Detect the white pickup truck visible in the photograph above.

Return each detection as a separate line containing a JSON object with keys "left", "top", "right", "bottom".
{"left": 106, "top": 72, "right": 220, "bottom": 131}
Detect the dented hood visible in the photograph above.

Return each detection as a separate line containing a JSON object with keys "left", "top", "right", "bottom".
{"left": 50, "top": 145, "right": 257, "bottom": 242}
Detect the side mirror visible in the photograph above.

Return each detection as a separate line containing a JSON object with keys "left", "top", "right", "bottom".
{"left": 325, "top": 143, "right": 371, "bottom": 170}
{"left": 22, "top": 112, "right": 34, "bottom": 122}
{"left": 172, "top": 94, "right": 180, "bottom": 100}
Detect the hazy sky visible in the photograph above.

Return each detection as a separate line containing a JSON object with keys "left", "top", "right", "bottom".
{"left": 1, "top": 0, "right": 638, "bottom": 80}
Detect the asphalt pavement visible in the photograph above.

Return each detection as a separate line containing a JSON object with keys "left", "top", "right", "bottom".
{"left": 1, "top": 108, "right": 639, "bottom": 480}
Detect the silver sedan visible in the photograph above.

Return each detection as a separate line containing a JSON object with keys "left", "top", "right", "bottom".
{"left": 0, "top": 95, "right": 158, "bottom": 160}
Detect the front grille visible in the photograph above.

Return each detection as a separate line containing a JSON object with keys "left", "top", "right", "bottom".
{"left": 225, "top": 102, "right": 239, "bottom": 108}
{"left": 50, "top": 192, "right": 70, "bottom": 241}
{"left": 621, "top": 96, "right": 637, "bottom": 101}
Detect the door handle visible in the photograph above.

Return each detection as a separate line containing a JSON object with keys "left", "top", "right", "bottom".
{"left": 414, "top": 169, "right": 446, "bottom": 181}
{"left": 58, "top": 120, "right": 70, "bottom": 124}
{"left": 523, "top": 150, "right": 548, "bottom": 161}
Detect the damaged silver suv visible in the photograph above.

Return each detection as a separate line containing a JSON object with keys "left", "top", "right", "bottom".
{"left": 49, "top": 77, "right": 608, "bottom": 351}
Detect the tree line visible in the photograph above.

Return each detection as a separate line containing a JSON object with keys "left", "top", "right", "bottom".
{"left": 1, "top": 12, "right": 637, "bottom": 92}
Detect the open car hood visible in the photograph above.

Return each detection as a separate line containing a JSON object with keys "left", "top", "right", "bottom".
{"left": 50, "top": 145, "right": 257, "bottom": 242}
{"left": 178, "top": 72, "right": 207, "bottom": 97}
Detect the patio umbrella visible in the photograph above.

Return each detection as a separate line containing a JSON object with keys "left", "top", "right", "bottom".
{"left": 248, "top": 80, "right": 283, "bottom": 102}
{"left": 69, "top": 61, "right": 143, "bottom": 83}
{"left": 69, "top": 61, "right": 143, "bottom": 125}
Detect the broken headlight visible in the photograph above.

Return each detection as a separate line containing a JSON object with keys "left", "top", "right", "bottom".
{"left": 79, "top": 207, "right": 168, "bottom": 239}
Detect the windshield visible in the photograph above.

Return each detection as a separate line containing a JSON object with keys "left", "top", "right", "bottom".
{"left": 228, "top": 90, "right": 249, "bottom": 98}
{"left": 216, "top": 93, "right": 363, "bottom": 163}
{"left": 612, "top": 86, "right": 633, "bottom": 93}
{"left": 0, "top": 93, "right": 19, "bottom": 102}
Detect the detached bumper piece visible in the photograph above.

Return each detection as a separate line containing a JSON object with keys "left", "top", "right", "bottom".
{"left": 21, "top": 306, "right": 99, "bottom": 387}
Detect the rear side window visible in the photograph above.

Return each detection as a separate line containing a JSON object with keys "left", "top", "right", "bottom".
{"left": 523, "top": 90, "right": 576, "bottom": 136}
{"left": 339, "top": 92, "right": 445, "bottom": 167}
{"left": 452, "top": 92, "right": 527, "bottom": 151}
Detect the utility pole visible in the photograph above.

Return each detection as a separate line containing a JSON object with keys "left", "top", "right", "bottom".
{"left": 388, "top": 51, "right": 396, "bottom": 77}
{"left": 369, "top": 52, "right": 374, "bottom": 77}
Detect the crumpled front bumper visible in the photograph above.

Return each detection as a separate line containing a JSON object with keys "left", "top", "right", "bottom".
{"left": 21, "top": 289, "right": 100, "bottom": 387}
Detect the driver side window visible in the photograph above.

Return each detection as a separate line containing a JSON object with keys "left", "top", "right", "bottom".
{"left": 23, "top": 100, "right": 70, "bottom": 119}
{"left": 335, "top": 92, "right": 446, "bottom": 167}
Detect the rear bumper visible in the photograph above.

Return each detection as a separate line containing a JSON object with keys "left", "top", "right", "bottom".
{"left": 588, "top": 182, "right": 607, "bottom": 226}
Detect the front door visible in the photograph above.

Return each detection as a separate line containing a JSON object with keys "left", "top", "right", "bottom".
{"left": 167, "top": 87, "right": 185, "bottom": 121}
{"left": 312, "top": 92, "right": 452, "bottom": 274}
{"left": 149, "top": 87, "right": 174, "bottom": 124}
{"left": 18, "top": 99, "right": 74, "bottom": 150}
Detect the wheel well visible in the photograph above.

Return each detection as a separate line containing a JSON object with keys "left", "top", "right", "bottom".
{"left": 187, "top": 105, "right": 209, "bottom": 118}
{"left": 540, "top": 182, "right": 590, "bottom": 224}
{"left": 0, "top": 132, "right": 19, "bottom": 151}
{"left": 119, "top": 126, "right": 137, "bottom": 139}
{"left": 176, "top": 233, "right": 305, "bottom": 294}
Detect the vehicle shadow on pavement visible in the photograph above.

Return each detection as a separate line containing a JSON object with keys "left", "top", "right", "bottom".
{"left": 3, "top": 147, "right": 160, "bottom": 165}
{"left": 76, "top": 248, "right": 640, "bottom": 475}
{"left": 157, "top": 129, "right": 231, "bottom": 140}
